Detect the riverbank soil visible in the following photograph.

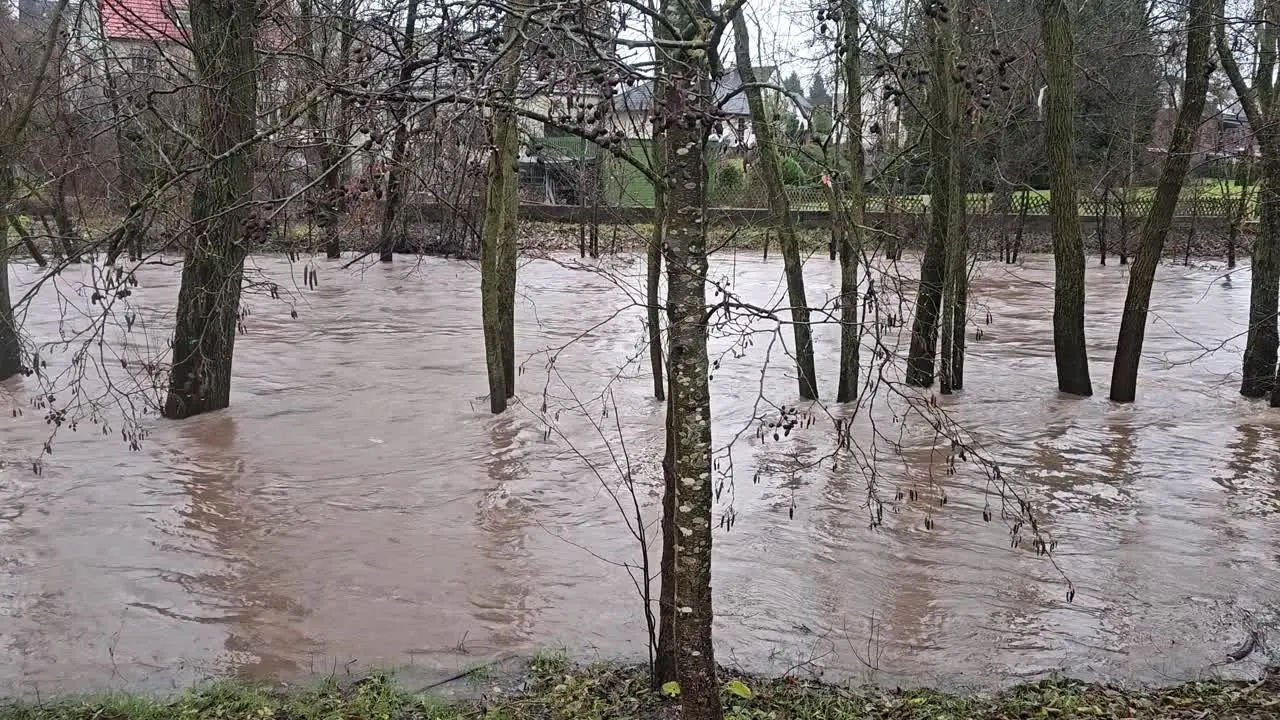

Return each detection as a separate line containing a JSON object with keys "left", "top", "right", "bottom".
{"left": 4, "top": 659, "right": 1278, "bottom": 720}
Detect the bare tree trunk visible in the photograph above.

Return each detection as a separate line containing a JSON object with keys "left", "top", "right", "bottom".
{"left": 1217, "top": 9, "right": 1280, "bottom": 398}
{"left": 479, "top": 9, "right": 522, "bottom": 414}
{"left": 377, "top": 0, "right": 421, "bottom": 263}
{"left": 1109, "top": 0, "right": 1214, "bottom": 403}
{"left": 1097, "top": 186, "right": 1110, "bottom": 265}
{"left": 656, "top": 20, "right": 721, "bottom": 719}
{"left": 649, "top": 133, "right": 666, "bottom": 402}
{"left": 52, "top": 173, "right": 81, "bottom": 263}
{"left": 163, "top": 0, "right": 257, "bottom": 419}
{"left": 907, "top": 9, "right": 954, "bottom": 389}
{"left": 1, "top": 0, "right": 70, "bottom": 375}
{"left": 836, "top": 0, "right": 863, "bottom": 403}
{"left": 1, "top": 175, "right": 21, "bottom": 380}
{"left": 1118, "top": 192, "right": 1129, "bottom": 264}
{"left": 299, "top": 0, "right": 350, "bottom": 260}
{"left": 1040, "top": 0, "right": 1092, "bottom": 396}
{"left": 731, "top": 12, "right": 818, "bottom": 400}
{"left": 1243, "top": 160, "right": 1280, "bottom": 396}
{"left": 8, "top": 215, "right": 47, "bottom": 268}
{"left": 655, "top": 390, "right": 676, "bottom": 685}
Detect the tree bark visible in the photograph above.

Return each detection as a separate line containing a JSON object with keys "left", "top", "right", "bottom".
{"left": 731, "top": 13, "right": 818, "bottom": 400}
{"left": 1040, "top": 0, "right": 1092, "bottom": 396}
{"left": 377, "top": 0, "right": 421, "bottom": 262}
{"left": 836, "top": 0, "right": 864, "bottom": 403}
{"left": 299, "top": 0, "right": 349, "bottom": 260}
{"left": 1109, "top": 0, "right": 1214, "bottom": 403}
{"left": 479, "top": 10, "right": 522, "bottom": 414}
{"left": 656, "top": 19, "right": 721, "bottom": 719}
{"left": 1, "top": 178, "right": 22, "bottom": 381}
{"left": 1216, "top": 6, "right": 1279, "bottom": 398}
{"left": 908, "top": 9, "right": 955, "bottom": 389}
{"left": 162, "top": 0, "right": 257, "bottom": 419}
{"left": 655, "top": 389, "right": 676, "bottom": 684}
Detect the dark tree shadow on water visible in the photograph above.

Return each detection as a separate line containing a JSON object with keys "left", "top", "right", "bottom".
{"left": 471, "top": 414, "right": 535, "bottom": 650}
{"left": 166, "top": 416, "right": 319, "bottom": 681}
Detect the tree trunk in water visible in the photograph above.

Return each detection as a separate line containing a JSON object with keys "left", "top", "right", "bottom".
{"left": 1097, "top": 187, "right": 1109, "bottom": 265}
{"left": 377, "top": 0, "right": 421, "bottom": 263}
{"left": 320, "top": 147, "right": 344, "bottom": 259}
{"left": 1118, "top": 195, "right": 1129, "bottom": 265}
{"left": 1, "top": 177, "right": 22, "bottom": 380}
{"left": 1040, "top": 0, "right": 1092, "bottom": 396}
{"left": 1242, "top": 168, "right": 1279, "bottom": 396}
{"left": 298, "top": 0, "right": 348, "bottom": 260}
{"left": 52, "top": 174, "right": 81, "bottom": 263}
{"left": 162, "top": 0, "right": 257, "bottom": 419}
{"left": 907, "top": 11, "right": 955, "bottom": 389}
{"left": 1216, "top": 9, "right": 1279, "bottom": 399}
{"left": 656, "top": 28, "right": 721, "bottom": 719}
{"left": 1109, "top": 0, "right": 1213, "bottom": 403}
{"left": 479, "top": 12, "right": 521, "bottom": 414}
{"left": 9, "top": 215, "right": 47, "bottom": 268}
{"left": 649, "top": 131, "right": 666, "bottom": 402}
{"left": 836, "top": 0, "right": 863, "bottom": 403}
{"left": 731, "top": 13, "right": 818, "bottom": 400}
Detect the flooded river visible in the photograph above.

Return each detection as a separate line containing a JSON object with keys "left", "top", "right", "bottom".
{"left": 1, "top": 251, "right": 1279, "bottom": 697}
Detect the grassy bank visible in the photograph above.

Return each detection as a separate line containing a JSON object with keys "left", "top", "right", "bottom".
{"left": 4, "top": 656, "right": 1277, "bottom": 720}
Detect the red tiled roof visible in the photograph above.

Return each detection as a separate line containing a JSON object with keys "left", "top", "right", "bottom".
{"left": 101, "top": 0, "right": 186, "bottom": 42}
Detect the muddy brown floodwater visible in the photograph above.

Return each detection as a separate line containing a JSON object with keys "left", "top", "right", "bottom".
{"left": 1, "top": 252, "right": 1279, "bottom": 698}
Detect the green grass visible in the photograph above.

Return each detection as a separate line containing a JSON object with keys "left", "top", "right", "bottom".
{"left": 2, "top": 661, "right": 1276, "bottom": 720}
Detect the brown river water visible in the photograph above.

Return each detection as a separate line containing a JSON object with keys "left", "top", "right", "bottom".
{"left": 1, "top": 251, "right": 1279, "bottom": 697}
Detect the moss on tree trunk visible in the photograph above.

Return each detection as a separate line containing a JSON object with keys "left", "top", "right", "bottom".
{"left": 731, "top": 12, "right": 818, "bottom": 400}
{"left": 1040, "top": 0, "right": 1093, "bottom": 396}
{"left": 162, "top": 0, "right": 257, "bottom": 419}
{"left": 1109, "top": 0, "right": 1214, "bottom": 403}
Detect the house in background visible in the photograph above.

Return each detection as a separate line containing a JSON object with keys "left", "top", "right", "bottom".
{"left": 1147, "top": 104, "right": 1257, "bottom": 167}
{"left": 609, "top": 65, "right": 785, "bottom": 148}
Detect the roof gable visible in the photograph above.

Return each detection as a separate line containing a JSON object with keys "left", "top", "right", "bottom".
{"left": 101, "top": 0, "right": 185, "bottom": 42}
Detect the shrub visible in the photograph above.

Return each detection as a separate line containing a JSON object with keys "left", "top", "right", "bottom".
{"left": 780, "top": 156, "right": 805, "bottom": 186}
{"left": 716, "top": 162, "right": 745, "bottom": 192}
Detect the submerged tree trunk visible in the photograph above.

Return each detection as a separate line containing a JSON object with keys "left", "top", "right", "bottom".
{"left": 908, "top": 10, "right": 955, "bottom": 389}
{"left": 1040, "top": 0, "right": 1092, "bottom": 396}
{"left": 163, "top": 0, "right": 257, "bottom": 419}
{"left": 1243, "top": 157, "right": 1280, "bottom": 396}
{"left": 1097, "top": 186, "right": 1110, "bottom": 265}
{"left": 479, "top": 9, "right": 522, "bottom": 414}
{"left": 732, "top": 13, "right": 818, "bottom": 400}
{"left": 1, "top": 0, "right": 71, "bottom": 378}
{"left": 1217, "top": 9, "right": 1279, "bottom": 399}
{"left": 1, "top": 180, "right": 21, "bottom": 380}
{"left": 1109, "top": 0, "right": 1213, "bottom": 403}
{"left": 298, "top": 0, "right": 350, "bottom": 260}
{"left": 377, "top": 0, "right": 421, "bottom": 263}
{"left": 836, "top": 0, "right": 863, "bottom": 403}
{"left": 51, "top": 177, "right": 82, "bottom": 263}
